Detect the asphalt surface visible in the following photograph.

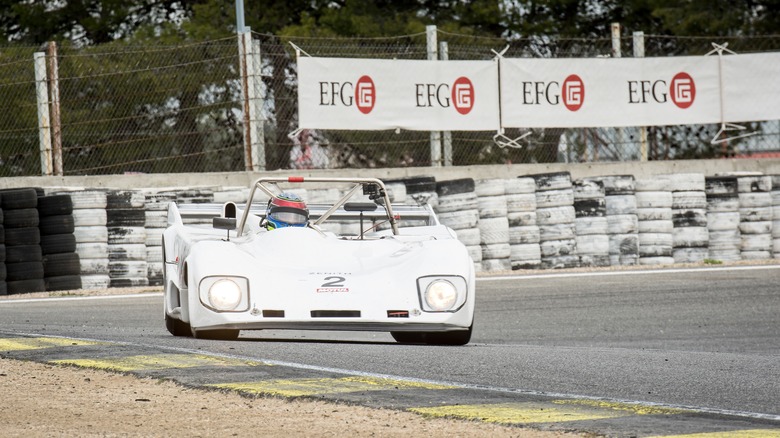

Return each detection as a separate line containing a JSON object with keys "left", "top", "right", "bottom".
{"left": 2, "top": 265, "right": 779, "bottom": 437}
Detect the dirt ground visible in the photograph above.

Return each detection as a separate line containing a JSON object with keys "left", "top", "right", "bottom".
{"left": 0, "top": 358, "right": 581, "bottom": 437}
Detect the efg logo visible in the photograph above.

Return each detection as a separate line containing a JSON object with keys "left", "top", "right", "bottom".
{"left": 415, "top": 76, "right": 475, "bottom": 115}
{"left": 452, "top": 77, "right": 475, "bottom": 115}
{"left": 318, "top": 75, "right": 375, "bottom": 114}
{"left": 670, "top": 72, "right": 695, "bottom": 109}
{"left": 355, "top": 75, "right": 375, "bottom": 114}
{"left": 627, "top": 71, "right": 696, "bottom": 109}
{"left": 563, "top": 74, "right": 584, "bottom": 111}
{"left": 520, "top": 74, "right": 585, "bottom": 112}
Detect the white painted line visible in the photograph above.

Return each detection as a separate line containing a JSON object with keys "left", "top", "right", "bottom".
{"left": 4, "top": 330, "right": 779, "bottom": 423}
{"left": 477, "top": 264, "right": 780, "bottom": 282}
{"left": 0, "top": 292, "right": 162, "bottom": 304}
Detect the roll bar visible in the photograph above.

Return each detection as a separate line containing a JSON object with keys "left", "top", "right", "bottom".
{"left": 236, "top": 176, "right": 399, "bottom": 236}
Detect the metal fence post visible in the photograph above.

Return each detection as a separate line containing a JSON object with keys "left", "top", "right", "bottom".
{"left": 47, "top": 42, "right": 63, "bottom": 175}
{"left": 248, "top": 32, "right": 265, "bottom": 170}
{"left": 426, "top": 25, "right": 442, "bottom": 167}
{"left": 611, "top": 23, "right": 624, "bottom": 161}
{"left": 440, "top": 40, "right": 453, "bottom": 166}
{"left": 633, "top": 31, "right": 648, "bottom": 162}
{"left": 34, "top": 52, "right": 53, "bottom": 176}
{"left": 239, "top": 28, "right": 264, "bottom": 171}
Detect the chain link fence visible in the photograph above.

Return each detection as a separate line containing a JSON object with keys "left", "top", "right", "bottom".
{"left": 1, "top": 30, "right": 779, "bottom": 176}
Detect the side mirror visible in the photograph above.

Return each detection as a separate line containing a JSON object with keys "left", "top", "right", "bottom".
{"left": 213, "top": 217, "right": 237, "bottom": 231}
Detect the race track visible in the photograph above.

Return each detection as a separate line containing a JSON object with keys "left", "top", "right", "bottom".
{"left": 2, "top": 265, "right": 779, "bottom": 437}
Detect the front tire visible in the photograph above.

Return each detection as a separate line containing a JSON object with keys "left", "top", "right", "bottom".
{"left": 165, "top": 313, "right": 192, "bottom": 337}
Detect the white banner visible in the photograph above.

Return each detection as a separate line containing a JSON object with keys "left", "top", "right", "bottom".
{"left": 721, "top": 52, "right": 780, "bottom": 123}
{"left": 297, "top": 57, "right": 500, "bottom": 131}
{"left": 500, "top": 56, "right": 723, "bottom": 128}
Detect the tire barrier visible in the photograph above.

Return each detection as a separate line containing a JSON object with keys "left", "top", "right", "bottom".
{"left": 0, "top": 192, "right": 5, "bottom": 296}
{"left": 635, "top": 178, "right": 674, "bottom": 265}
{"left": 1, "top": 188, "right": 45, "bottom": 294}
{"left": 1, "top": 171, "right": 777, "bottom": 294}
{"left": 60, "top": 189, "right": 110, "bottom": 290}
{"left": 142, "top": 190, "right": 177, "bottom": 286}
{"left": 434, "top": 178, "right": 481, "bottom": 271}
{"left": 574, "top": 179, "right": 610, "bottom": 267}
{"left": 772, "top": 175, "right": 780, "bottom": 259}
{"left": 729, "top": 174, "right": 774, "bottom": 260}
{"left": 705, "top": 176, "right": 741, "bottom": 262}
{"left": 37, "top": 194, "right": 81, "bottom": 291}
{"left": 107, "top": 190, "right": 149, "bottom": 288}
{"left": 475, "top": 179, "right": 510, "bottom": 271}
{"left": 531, "top": 172, "right": 578, "bottom": 269}
{"left": 584, "top": 175, "right": 639, "bottom": 266}
{"left": 663, "top": 173, "right": 708, "bottom": 264}
{"left": 507, "top": 177, "right": 540, "bottom": 270}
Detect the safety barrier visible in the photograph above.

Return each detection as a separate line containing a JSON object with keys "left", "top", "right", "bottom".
{"left": 1, "top": 171, "right": 778, "bottom": 294}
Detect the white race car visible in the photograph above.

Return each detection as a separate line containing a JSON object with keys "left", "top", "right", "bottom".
{"left": 162, "top": 176, "right": 475, "bottom": 345}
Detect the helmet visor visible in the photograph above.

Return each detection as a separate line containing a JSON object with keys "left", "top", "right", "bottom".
{"left": 268, "top": 209, "right": 308, "bottom": 225}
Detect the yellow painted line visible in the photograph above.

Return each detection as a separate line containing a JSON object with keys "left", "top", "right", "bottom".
{"left": 51, "top": 354, "right": 268, "bottom": 372}
{"left": 409, "top": 401, "right": 631, "bottom": 424}
{"left": 210, "top": 376, "right": 455, "bottom": 397}
{"left": 553, "top": 399, "right": 693, "bottom": 415}
{"left": 0, "top": 337, "right": 101, "bottom": 351}
{"left": 649, "top": 430, "right": 780, "bottom": 438}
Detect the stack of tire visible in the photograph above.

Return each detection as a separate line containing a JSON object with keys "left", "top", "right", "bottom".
{"left": 38, "top": 194, "right": 81, "bottom": 291}
{"left": 705, "top": 176, "right": 741, "bottom": 262}
{"left": 1, "top": 188, "right": 45, "bottom": 294}
{"left": 573, "top": 179, "right": 609, "bottom": 267}
{"left": 143, "top": 190, "right": 176, "bottom": 286}
{"left": 734, "top": 175, "right": 773, "bottom": 260}
{"left": 107, "top": 190, "right": 148, "bottom": 287}
{"left": 475, "top": 179, "right": 510, "bottom": 271}
{"left": 668, "top": 173, "right": 708, "bottom": 263}
{"left": 507, "top": 177, "right": 541, "bottom": 270}
{"left": 586, "top": 175, "right": 638, "bottom": 266}
{"left": 0, "top": 193, "right": 5, "bottom": 295}
{"left": 531, "top": 172, "right": 578, "bottom": 269}
{"left": 434, "top": 178, "right": 481, "bottom": 271}
{"left": 773, "top": 175, "right": 780, "bottom": 259}
{"left": 635, "top": 177, "right": 674, "bottom": 265}
{"left": 67, "top": 190, "right": 110, "bottom": 289}
{"left": 0, "top": 194, "right": 8, "bottom": 295}
{"left": 177, "top": 188, "right": 216, "bottom": 225}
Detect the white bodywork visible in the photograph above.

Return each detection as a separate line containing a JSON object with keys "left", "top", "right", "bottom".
{"left": 162, "top": 177, "right": 475, "bottom": 344}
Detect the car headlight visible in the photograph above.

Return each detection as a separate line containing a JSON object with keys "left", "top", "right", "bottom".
{"left": 425, "top": 280, "right": 457, "bottom": 311}
{"left": 417, "top": 276, "right": 467, "bottom": 312}
{"left": 209, "top": 279, "right": 242, "bottom": 311}
{"left": 199, "top": 276, "right": 249, "bottom": 312}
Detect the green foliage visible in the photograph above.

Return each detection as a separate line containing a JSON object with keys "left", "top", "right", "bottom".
{"left": 1, "top": 1, "right": 778, "bottom": 174}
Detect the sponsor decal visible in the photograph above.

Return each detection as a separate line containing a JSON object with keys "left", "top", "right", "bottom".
{"left": 415, "top": 76, "right": 476, "bottom": 115}
{"left": 317, "top": 76, "right": 375, "bottom": 114}
{"left": 627, "top": 71, "right": 696, "bottom": 109}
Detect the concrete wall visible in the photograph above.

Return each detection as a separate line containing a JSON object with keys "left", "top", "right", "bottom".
{"left": 3, "top": 158, "right": 780, "bottom": 190}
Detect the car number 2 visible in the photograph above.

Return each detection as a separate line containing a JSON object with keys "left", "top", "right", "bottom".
{"left": 317, "top": 276, "right": 349, "bottom": 293}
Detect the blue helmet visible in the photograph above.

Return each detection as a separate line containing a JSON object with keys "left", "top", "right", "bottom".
{"left": 266, "top": 192, "right": 308, "bottom": 230}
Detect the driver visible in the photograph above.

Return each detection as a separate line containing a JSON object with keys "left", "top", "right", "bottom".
{"left": 265, "top": 192, "right": 309, "bottom": 230}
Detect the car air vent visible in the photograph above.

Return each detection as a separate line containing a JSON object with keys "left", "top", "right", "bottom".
{"left": 262, "top": 310, "right": 285, "bottom": 318}
{"left": 387, "top": 310, "right": 409, "bottom": 318}
{"left": 310, "top": 310, "right": 361, "bottom": 318}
